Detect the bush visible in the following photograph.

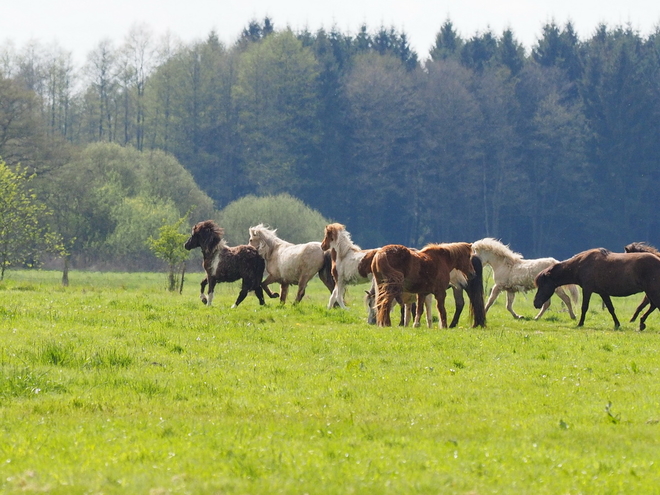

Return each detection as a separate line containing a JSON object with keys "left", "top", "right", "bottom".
{"left": 217, "top": 194, "right": 331, "bottom": 246}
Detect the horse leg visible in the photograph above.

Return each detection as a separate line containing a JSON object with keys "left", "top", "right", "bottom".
{"left": 233, "top": 279, "right": 251, "bottom": 308}
{"left": 336, "top": 281, "right": 348, "bottom": 309}
{"left": 630, "top": 296, "right": 649, "bottom": 322}
{"left": 425, "top": 294, "right": 433, "bottom": 328}
{"left": 260, "top": 274, "right": 280, "bottom": 299}
{"left": 400, "top": 302, "right": 410, "bottom": 327}
{"left": 294, "top": 275, "right": 314, "bottom": 303}
{"left": 254, "top": 285, "right": 266, "bottom": 305}
{"left": 484, "top": 285, "right": 502, "bottom": 314}
{"left": 638, "top": 303, "right": 656, "bottom": 331}
{"left": 435, "top": 291, "right": 448, "bottom": 329}
{"left": 600, "top": 294, "right": 620, "bottom": 329}
{"left": 327, "top": 285, "right": 339, "bottom": 309}
{"left": 578, "top": 291, "right": 592, "bottom": 327}
{"left": 449, "top": 287, "right": 464, "bottom": 328}
{"left": 279, "top": 284, "right": 289, "bottom": 304}
{"left": 554, "top": 286, "right": 577, "bottom": 319}
{"left": 206, "top": 279, "right": 217, "bottom": 307}
{"left": 413, "top": 294, "right": 426, "bottom": 328}
{"left": 200, "top": 277, "right": 209, "bottom": 305}
{"left": 505, "top": 291, "right": 523, "bottom": 319}
{"left": 534, "top": 299, "right": 551, "bottom": 320}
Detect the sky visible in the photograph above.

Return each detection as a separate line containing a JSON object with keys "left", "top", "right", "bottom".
{"left": 2, "top": 0, "right": 660, "bottom": 66}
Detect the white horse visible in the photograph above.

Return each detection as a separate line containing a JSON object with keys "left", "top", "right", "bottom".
{"left": 472, "top": 237, "right": 578, "bottom": 320}
{"left": 248, "top": 224, "right": 327, "bottom": 304}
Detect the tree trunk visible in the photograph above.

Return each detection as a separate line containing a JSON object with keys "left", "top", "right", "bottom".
{"left": 62, "top": 256, "right": 70, "bottom": 286}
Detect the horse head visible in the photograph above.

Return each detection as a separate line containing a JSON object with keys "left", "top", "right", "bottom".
{"left": 625, "top": 242, "right": 659, "bottom": 255}
{"left": 185, "top": 220, "right": 223, "bottom": 253}
{"left": 533, "top": 266, "right": 558, "bottom": 308}
{"left": 321, "top": 223, "right": 344, "bottom": 251}
{"left": 248, "top": 224, "right": 275, "bottom": 258}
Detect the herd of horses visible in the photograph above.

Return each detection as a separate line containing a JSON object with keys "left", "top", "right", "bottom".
{"left": 184, "top": 220, "right": 660, "bottom": 331}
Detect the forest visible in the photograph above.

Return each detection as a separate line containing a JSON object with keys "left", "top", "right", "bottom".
{"left": 1, "top": 17, "right": 659, "bottom": 268}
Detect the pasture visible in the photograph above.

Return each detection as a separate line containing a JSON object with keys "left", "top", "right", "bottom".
{"left": 1, "top": 269, "right": 659, "bottom": 494}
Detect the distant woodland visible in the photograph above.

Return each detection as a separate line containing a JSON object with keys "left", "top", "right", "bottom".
{"left": 2, "top": 18, "right": 660, "bottom": 265}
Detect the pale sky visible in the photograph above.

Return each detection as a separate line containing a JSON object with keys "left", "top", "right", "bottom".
{"left": 2, "top": 0, "right": 660, "bottom": 66}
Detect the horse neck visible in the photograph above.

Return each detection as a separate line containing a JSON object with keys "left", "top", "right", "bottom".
{"left": 203, "top": 237, "right": 225, "bottom": 258}
{"left": 257, "top": 230, "right": 290, "bottom": 258}
{"left": 334, "top": 232, "right": 360, "bottom": 259}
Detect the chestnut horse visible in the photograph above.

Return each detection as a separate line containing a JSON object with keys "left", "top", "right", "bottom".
{"left": 184, "top": 220, "right": 276, "bottom": 307}
{"left": 624, "top": 242, "right": 660, "bottom": 323}
{"left": 364, "top": 255, "right": 484, "bottom": 328}
{"left": 371, "top": 242, "right": 486, "bottom": 328}
{"left": 534, "top": 248, "right": 660, "bottom": 330}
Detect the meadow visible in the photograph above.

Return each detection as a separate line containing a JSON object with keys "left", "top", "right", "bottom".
{"left": 0, "top": 269, "right": 659, "bottom": 494}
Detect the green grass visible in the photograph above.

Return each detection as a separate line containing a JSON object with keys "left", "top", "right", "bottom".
{"left": 0, "top": 269, "right": 659, "bottom": 493}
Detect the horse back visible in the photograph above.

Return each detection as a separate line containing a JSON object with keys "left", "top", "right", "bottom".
{"left": 574, "top": 249, "right": 660, "bottom": 296}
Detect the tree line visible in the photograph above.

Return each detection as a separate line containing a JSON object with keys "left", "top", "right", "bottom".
{"left": 1, "top": 17, "right": 660, "bottom": 264}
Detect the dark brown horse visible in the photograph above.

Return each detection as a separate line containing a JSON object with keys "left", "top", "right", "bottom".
{"left": 185, "top": 220, "right": 277, "bottom": 307}
{"left": 371, "top": 242, "right": 486, "bottom": 328}
{"left": 534, "top": 248, "right": 660, "bottom": 330}
{"left": 624, "top": 242, "right": 660, "bottom": 323}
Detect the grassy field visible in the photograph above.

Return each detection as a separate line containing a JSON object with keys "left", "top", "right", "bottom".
{"left": 0, "top": 269, "right": 659, "bottom": 494}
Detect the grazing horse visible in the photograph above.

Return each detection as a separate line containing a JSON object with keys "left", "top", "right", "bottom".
{"left": 624, "top": 242, "right": 660, "bottom": 323}
{"left": 371, "top": 243, "right": 486, "bottom": 328}
{"left": 320, "top": 223, "right": 374, "bottom": 309}
{"left": 534, "top": 248, "right": 660, "bottom": 330}
{"left": 248, "top": 224, "right": 333, "bottom": 304}
{"left": 472, "top": 238, "right": 579, "bottom": 320}
{"left": 184, "top": 220, "right": 275, "bottom": 307}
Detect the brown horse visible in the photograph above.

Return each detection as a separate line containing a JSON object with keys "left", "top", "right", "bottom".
{"left": 624, "top": 242, "right": 660, "bottom": 323}
{"left": 371, "top": 242, "right": 486, "bottom": 328}
{"left": 534, "top": 248, "right": 660, "bottom": 330}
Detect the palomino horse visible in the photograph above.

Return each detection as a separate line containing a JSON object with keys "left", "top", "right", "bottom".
{"left": 184, "top": 220, "right": 276, "bottom": 307}
{"left": 624, "top": 242, "right": 660, "bottom": 323}
{"left": 248, "top": 224, "right": 333, "bottom": 304}
{"left": 534, "top": 248, "right": 660, "bottom": 330}
{"left": 472, "top": 238, "right": 579, "bottom": 320}
{"left": 371, "top": 243, "right": 486, "bottom": 328}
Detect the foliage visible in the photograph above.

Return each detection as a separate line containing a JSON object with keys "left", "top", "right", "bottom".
{"left": 147, "top": 214, "right": 191, "bottom": 292}
{"left": 1, "top": 270, "right": 660, "bottom": 493}
{"left": 217, "top": 193, "right": 330, "bottom": 246}
{"left": 0, "top": 161, "right": 62, "bottom": 279}
{"left": 5, "top": 20, "right": 660, "bottom": 259}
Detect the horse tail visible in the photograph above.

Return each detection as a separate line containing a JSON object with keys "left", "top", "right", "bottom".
{"left": 372, "top": 250, "right": 404, "bottom": 326}
{"left": 467, "top": 255, "right": 487, "bottom": 328}
{"left": 318, "top": 249, "right": 335, "bottom": 293}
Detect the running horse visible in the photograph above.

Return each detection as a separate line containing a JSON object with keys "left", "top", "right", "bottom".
{"left": 624, "top": 242, "right": 660, "bottom": 324}
{"left": 371, "top": 242, "right": 486, "bottom": 328}
{"left": 248, "top": 224, "right": 334, "bottom": 304}
{"left": 472, "top": 237, "right": 579, "bottom": 320}
{"left": 534, "top": 248, "right": 660, "bottom": 330}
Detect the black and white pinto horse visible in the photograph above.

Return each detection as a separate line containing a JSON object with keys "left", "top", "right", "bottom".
{"left": 185, "top": 220, "right": 277, "bottom": 307}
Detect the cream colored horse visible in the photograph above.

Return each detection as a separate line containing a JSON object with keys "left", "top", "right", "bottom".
{"left": 472, "top": 237, "right": 578, "bottom": 320}
{"left": 248, "top": 224, "right": 326, "bottom": 304}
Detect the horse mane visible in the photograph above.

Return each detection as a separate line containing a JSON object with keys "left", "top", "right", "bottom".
{"left": 625, "top": 241, "right": 660, "bottom": 255}
{"left": 328, "top": 223, "right": 362, "bottom": 257}
{"left": 472, "top": 238, "right": 523, "bottom": 266}
{"left": 249, "top": 224, "right": 281, "bottom": 254}
{"left": 196, "top": 220, "right": 225, "bottom": 252}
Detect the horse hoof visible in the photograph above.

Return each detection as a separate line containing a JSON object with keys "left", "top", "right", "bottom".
{"left": 640, "top": 323, "right": 646, "bottom": 331}
{"left": 200, "top": 297, "right": 208, "bottom": 305}
{"left": 271, "top": 293, "right": 280, "bottom": 299}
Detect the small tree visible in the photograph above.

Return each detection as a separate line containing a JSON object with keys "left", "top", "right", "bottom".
{"left": 148, "top": 214, "right": 190, "bottom": 292}
{"left": 0, "top": 160, "right": 63, "bottom": 279}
